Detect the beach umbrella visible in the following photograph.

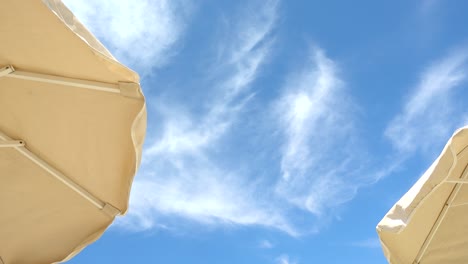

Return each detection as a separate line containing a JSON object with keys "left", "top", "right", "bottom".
{"left": 377, "top": 127, "right": 468, "bottom": 264}
{"left": 0, "top": 1, "right": 146, "bottom": 263}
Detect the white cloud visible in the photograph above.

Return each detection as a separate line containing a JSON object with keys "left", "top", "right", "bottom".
{"left": 350, "top": 238, "right": 382, "bottom": 249}
{"left": 63, "top": 0, "right": 191, "bottom": 70}
{"left": 420, "top": 0, "right": 440, "bottom": 14}
{"left": 259, "top": 239, "right": 274, "bottom": 249}
{"left": 278, "top": 49, "right": 345, "bottom": 181}
{"left": 119, "top": 42, "right": 379, "bottom": 236}
{"left": 84, "top": 0, "right": 389, "bottom": 236}
{"left": 143, "top": 0, "right": 277, "bottom": 158}
{"left": 114, "top": 0, "right": 294, "bottom": 234}
{"left": 277, "top": 255, "right": 297, "bottom": 264}
{"left": 274, "top": 48, "right": 364, "bottom": 217}
{"left": 119, "top": 169, "right": 292, "bottom": 233}
{"left": 385, "top": 48, "right": 468, "bottom": 154}
{"left": 227, "top": 0, "right": 279, "bottom": 64}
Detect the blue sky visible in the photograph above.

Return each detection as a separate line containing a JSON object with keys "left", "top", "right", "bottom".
{"left": 63, "top": 0, "right": 468, "bottom": 263}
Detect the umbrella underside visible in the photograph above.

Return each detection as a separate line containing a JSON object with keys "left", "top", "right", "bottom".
{"left": 0, "top": 1, "right": 147, "bottom": 263}
{"left": 378, "top": 128, "right": 468, "bottom": 264}
{"left": 0, "top": 64, "right": 144, "bottom": 263}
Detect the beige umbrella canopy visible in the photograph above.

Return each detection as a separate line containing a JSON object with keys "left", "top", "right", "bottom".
{"left": 377, "top": 127, "right": 468, "bottom": 264}
{"left": 0, "top": 1, "right": 146, "bottom": 263}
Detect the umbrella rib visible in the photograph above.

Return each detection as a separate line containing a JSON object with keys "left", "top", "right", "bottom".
{"left": 7, "top": 70, "right": 120, "bottom": 94}
{"left": 413, "top": 150, "right": 468, "bottom": 263}
{"left": 445, "top": 179, "right": 468, "bottom": 184}
{"left": 1, "top": 65, "right": 141, "bottom": 98}
{"left": 16, "top": 145, "right": 106, "bottom": 209}
{"left": 0, "top": 130, "right": 120, "bottom": 217}
{"left": 392, "top": 145, "right": 468, "bottom": 236}
{"left": 0, "top": 140, "right": 25, "bottom": 147}
{"left": 449, "top": 201, "right": 468, "bottom": 208}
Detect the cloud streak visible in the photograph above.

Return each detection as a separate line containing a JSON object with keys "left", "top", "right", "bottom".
{"left": 120, "top": 38, "right": 376, "bottom": 236}
{"left": 385, "top": 48, "right": 468, "bottom": 155}
{"left": 115, "top": 0, "right": 294, "bottom": 234}
{"left": 63, "top": 0, "right": 191, "bottom": 70}
{"left": 259, "top": 239, "right": 274, "bottom": 249}
{"left": 274, "top": 47, "right": 365, "bottom": 218}
{"left": 350, "top": 238, "right": 382, "bottom": 249}
{"left": 66, "top": 0, "right": 424, "bottom": 237}
{"left": 277, "top": 255, "right": 297, "bottom": 264}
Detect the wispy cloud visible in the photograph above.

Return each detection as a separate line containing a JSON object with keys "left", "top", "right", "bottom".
{"left": 274, "top": 47, "right": 365, "bottom": 218}
{"left": 63, "top": 0, "right": 191, "bottom": 70}
{"left": 259, "top": 239, "right": 274, "bottom": 249}
{"left": 277, "top": 255, "right": 297, "bottom": 264}
{"left": 69, "top": 0, "right": 398, "bottom": 236}
{"left": 385, "top": 48, "right": 468, "bottom": 154}
{"left": 420, "top": 0, "right": 440, "bottom": 15}
{"left": 350, "top": 238, "right": 382, "bottom": 249}
{"left": 115, "top": 0, "right": 291, "bottom": 233}
{"left": 121, "top": 169, "right": 290, "bottom": 232}
{"left": 121, "top": 42, "right": 383, "bottom": 236}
